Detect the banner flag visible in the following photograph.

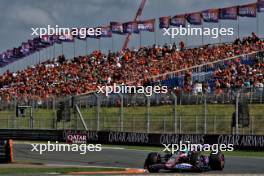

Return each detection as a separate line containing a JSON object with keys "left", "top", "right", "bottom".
{"left": 0, "top": 53, "right": 9, "bottom": 67}
{"left": 6, "top": 49, "right": 13, "bottom": 59}
{"left": 123, "top": 21, "right": 139, "bottom": 34}
{"left": 40, "top": 35, "right": 54, "bottom": 45}
{"left": 51, "top": 35, "right": 62, "bottom": 44}
{"left": 0, "top": 52, "right": 9, "bottom": 67}
{"left": 100, "top": 26, "right": 112, "bottom": 37}
{"left": 159, "top": 16, "right": 171, "bottom": 28}
{"left": 28, "top": 39, "right": 39, "bottom": 52}
{"left": 220, "top": 6, "right": 238, "bottom": 20}
{"left": 20, "top": 42, "right": 31, "bottom": 56}
{"left": 71, "top": 28, "right": 87, "bottom": 40}
{"left": 138, "top": 19, "right": 155, "bottom": 32}
{"left": 59, "top": 32, "right": 75, "bottom": 42}
{"left": 238, "top": 3, "right": 257, "bottom": 17}
{"left": 87, "top": 28, "right": 101, "bottom": 39}
{"left": 12, "top": 48, "right": 23, "bottom": 59}
{"left": 202, "top": 9, "right": 219, "bottom": 23}
{"left": 33, "top": 37, "right": 48, "bottom": 49}
{"left": 110, "top": 22, "right": 124, "bottom": 34}
{"left": 257, "top": 0, "right": 264, "bottom": 12}
{"left": 0, "top": 52, "right": 11, "bottom": 63}
{"left": 170, "top": 15, "right": 186, "bottom": 27}
{"left": 0, "top": 53, "right": 6, "bottom": 60}
{"left": 187, "top": 12, "right": 202, "bottom": 25}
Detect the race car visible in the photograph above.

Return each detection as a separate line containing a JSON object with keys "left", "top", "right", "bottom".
{"left": 144, "top": 151, "right": 225, "bottom": 173}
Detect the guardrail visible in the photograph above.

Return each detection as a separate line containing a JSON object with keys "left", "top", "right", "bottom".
{"left": 0, "top": 129, "right": 63, "bottom": 141}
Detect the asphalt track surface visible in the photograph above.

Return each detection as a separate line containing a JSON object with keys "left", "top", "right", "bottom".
{"left": 13, "top": 143, "right": 264, "bottom": 174}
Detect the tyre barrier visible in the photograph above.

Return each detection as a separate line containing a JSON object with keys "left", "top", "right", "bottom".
{"left": 0, "top": 139, "right": 13, "bottom": 163}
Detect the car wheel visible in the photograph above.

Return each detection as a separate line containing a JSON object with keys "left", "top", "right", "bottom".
{"left": 144, "top": 152, "right": 161, "bottom": 173}
{"left": 190, "top": 152, "right": 201, "bottom": 166}
{"left": 209, "top": 152, "right": 225, "bottom": 170}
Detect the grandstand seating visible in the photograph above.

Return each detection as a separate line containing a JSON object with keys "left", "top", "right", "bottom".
{"left": 0, "top": 34, "right": 263, "bottom": 101}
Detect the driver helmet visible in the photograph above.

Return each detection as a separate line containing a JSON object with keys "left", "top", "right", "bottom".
{"left": 179, "top": 141, "right": 190, "bottom": 155}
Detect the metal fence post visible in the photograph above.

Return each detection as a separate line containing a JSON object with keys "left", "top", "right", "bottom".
{"left": 163, "top": 118, "right": 166, "bottom": 133}
{"left": 52, "top": 96, "right": 56, "bottom": 112}
{"left": 204, "top": 94, "right": 207, "bottom": 134}
{"left": 11, "top": 116, "right": 16, "bottom": 128}
{"left": 29, "top": 106, "right": 33, "bottom": 129}
{"left": 133, "top": 116, "right": 135, "bottom": 132}
{"left": 94, "top": 93, "right": 100, "bottom": 131}
{"left": 171, "top": 92, "right": 177, "bottom": 133}
{"left": 146, "top": 95, "right": 150, "bottom": 133}
{"left": 195, "top": 115, "right": 198, "bottom": 134}
{"left": 118, "top": 93, "right": 124, "bottom": 132}
{"left": 250, "top": 89, "right": 253, "bottom": 104}
{"left": 179, "top": 116, "right": 182, "bottom": 134}
{"left": 75, "top": 107, "right": 78, "bottom": 130}
{"left": 235, "top": 93, "right": 240, "bottom": 134}
{"left": 12, "top": 98, "right": 17, "bottom": 129}
{"left": 214, "top": 115, "right": 216, "bottom": 134}
{"left": 53, "top": 118, "right": 57, "bottom": 129}
{"left": 251, "top": 116, "right": 254, "bottom": 135}
{"left": 260, "top": 89, "right": 263, "bottom": 103}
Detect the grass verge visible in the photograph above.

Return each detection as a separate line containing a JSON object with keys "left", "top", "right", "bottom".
{"left": 0, "top": 167, "right": 125, "bottom": 175}
{"left": 0, "top": 104, "right": 263, "bottom": 134}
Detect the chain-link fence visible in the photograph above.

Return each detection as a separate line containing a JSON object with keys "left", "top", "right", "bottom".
{"left": 0, "top": 89, "right": 263, "bottom": 135}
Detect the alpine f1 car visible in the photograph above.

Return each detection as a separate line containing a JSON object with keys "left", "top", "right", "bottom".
{"left": 144, "top": 151, "right": 225, "bottom": 173}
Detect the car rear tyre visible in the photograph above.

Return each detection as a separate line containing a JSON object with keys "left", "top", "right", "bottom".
{"left": 209, "top": 152, "right": 225, "bottom": 170}
{"left": 144, "top": 152, "right": 161, "bottom": 173}
{"left": 190, "top": 152, "right": 201, "bottom": 166}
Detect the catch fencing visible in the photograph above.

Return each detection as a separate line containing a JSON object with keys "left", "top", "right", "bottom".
{"left": 0, "top": 89, "right": 263, "bottom": 135}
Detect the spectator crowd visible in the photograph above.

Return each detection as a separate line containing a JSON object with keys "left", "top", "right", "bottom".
{"left": 0, "top": 33, "right": 263, "bottom": 102}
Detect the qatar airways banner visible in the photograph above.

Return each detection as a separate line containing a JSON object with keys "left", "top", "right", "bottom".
{"left": 0, "top": 129, "right": 262, "bottom": 150}
{"left": 65, "top": 130, "right": 99, "bottom": 144}
{"left": 62, "top": 130, "right": 264, "bottom": 150}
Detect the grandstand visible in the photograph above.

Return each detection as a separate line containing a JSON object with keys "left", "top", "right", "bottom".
{"left": 0, "top": 33, "right": 263, "bottom": 102}
{"left": 0, "top": 33, "right": 263, "bottom": 135}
